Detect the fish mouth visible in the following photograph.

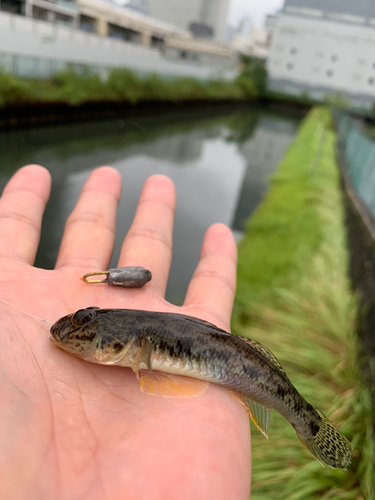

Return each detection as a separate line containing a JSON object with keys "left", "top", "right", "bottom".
{"left": 49, "top": 314, "right": 77, "bottom": 343}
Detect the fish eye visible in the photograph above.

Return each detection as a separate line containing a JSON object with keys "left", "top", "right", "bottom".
{"left": 71, "top": 309, "right": 97, "bottom": 327}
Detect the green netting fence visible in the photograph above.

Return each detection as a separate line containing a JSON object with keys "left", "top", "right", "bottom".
{"left": 335, "top": 111, "right": 375, "bottom": 218}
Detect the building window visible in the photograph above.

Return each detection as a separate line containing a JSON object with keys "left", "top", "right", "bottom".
{"left": 331, "top": 55, "right": 338, "bottom": 62}
{"left": 290, "top": 47, "right": 297, "bottom": 55}
{"left": 151, "top": 36, "right": 165, "bottom": 49}
{"left": 32, "top": 6, "right": 49, "bottom": 21}
{"left": 326, "top": 69, "right": 334, "bottom": 77}
{"left": 286, "top": 62, "right": 294, "bottom": 70}
{"left": 80, "top": 15, "right": 97, "bottom": 33}
{"left": 369, "top": 77, "right": 375, "bottom": 85}
{"left": 108, "top": 24, "right": 141, "bottom": 43}
{"left": 56, "top": 13, "right": 74, "bottom": 25}
{"left": 1, "top": 0, "right": 24, "bottom": 15}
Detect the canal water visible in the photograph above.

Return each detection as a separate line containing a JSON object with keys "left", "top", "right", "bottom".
{"left": 0, "top": 106, "right": 302, "bottom": 304}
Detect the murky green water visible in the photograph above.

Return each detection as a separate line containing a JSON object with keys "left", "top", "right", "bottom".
{"left": 0, "top": 106, "right": 301, "bottom": 304}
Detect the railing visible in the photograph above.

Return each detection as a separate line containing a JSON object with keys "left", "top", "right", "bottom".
{"left": 55, "top": 0, "right": 77, "bottom": 11}
{"left": 37, "top": 0, "right": 77, "bottom": 11}
{"left": 335, "top": 111, "right": 375, "bottom": 220}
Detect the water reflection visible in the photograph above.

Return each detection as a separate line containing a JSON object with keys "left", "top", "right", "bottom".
{"left": 232, "top": 116, "right": 299, "bottom": 231}
{"left": 0, "top": 107, "right": 301, "bottom": 304}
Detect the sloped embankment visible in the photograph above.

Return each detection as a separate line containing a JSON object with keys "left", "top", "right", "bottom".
{"left": 233, "top": 107, "right": 374, "bottom": 499}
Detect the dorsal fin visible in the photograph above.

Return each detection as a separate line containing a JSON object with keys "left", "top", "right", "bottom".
{"left": 170, "top": 313, "right": 228, "bottom": 333}
{"left": 238, "top": 337, "right": 288, "bottom": 377}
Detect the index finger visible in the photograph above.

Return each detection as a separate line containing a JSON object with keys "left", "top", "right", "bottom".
{"left": 0, "top": 165, "right": 51, "bottom": 265}
{"left": 55, "top": 167, "right": 122, "bottom": 270}
{"left": 183, "top": 223, "right": 237, "bottom": 331}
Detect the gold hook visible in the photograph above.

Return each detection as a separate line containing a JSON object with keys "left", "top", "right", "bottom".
{"left": 82, "top": 271, "right": 110, "bottom": 284}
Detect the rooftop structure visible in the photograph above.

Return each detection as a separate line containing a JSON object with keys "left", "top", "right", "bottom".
{"left": 284, "top": 0, "right": 375, "bottom": 25}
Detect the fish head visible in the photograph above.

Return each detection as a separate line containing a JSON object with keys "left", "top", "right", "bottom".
{"left": 50, "top": 307, "right": 135, "bottom": 365}
{"left": 50, "top": 307, "right": 100, "bottom": 360}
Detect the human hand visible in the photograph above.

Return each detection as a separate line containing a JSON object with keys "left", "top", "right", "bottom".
{"left": 0, "top": 165, "right": 251, "bottom": 500}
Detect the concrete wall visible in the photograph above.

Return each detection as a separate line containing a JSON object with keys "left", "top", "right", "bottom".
{"left": 0, "top": 11, "right": 236, "bottom": 80}
{"left": 163, "top": 46, "right": 237, "bottom": 72}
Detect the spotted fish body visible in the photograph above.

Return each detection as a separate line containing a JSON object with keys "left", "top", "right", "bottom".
{"left": 50, "top": 307, "right": 353, "bottom": 470}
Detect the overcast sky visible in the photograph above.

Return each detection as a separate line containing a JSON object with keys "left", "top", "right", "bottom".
{"left": 227, "top": 0, "right": 284, "bottom": 28}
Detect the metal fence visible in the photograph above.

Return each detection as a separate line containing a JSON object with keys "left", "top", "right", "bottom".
{"left": 335, "top": 112, "right": 375, "bottom": 219}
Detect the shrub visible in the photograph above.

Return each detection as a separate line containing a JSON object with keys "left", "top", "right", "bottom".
{"left": 0, "top": 72, "right": 41, "bottom": 106}
{"left": 239, "top": 55, "right": 267, "bottom": 95}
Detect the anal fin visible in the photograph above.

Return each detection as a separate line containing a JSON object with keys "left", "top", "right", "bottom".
{"left": 139, "top": 371, "right": 209, "bottom": 398}
{"left": 230, "top": 392, "right": 271, "bottom": 438}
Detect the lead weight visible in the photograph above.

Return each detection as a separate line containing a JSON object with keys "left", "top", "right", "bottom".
{"left": 82, "top": 267, "right": 152, "bottom": 288}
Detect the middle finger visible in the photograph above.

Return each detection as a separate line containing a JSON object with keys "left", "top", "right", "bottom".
{"left": 117, "top": 175, "right": 176, "bottom": 297}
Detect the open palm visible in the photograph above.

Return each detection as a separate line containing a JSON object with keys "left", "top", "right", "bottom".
{"left": 0, "top": 165, "right": 251, "bottom": 500}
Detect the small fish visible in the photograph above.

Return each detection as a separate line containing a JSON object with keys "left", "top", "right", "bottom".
{"left": 50, "top": 307, "right": 353, "bottom": 470}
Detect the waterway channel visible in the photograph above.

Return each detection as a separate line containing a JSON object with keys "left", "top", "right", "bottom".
{"left": 0, "top": 106, "right": 302, "bottom": 304}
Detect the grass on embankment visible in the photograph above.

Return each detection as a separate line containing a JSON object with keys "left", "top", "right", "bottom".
{"left": 0, "top": 68, "right": 257, "bottom": 107}
{"left": 233, "top": 107, "right": 374, "bottom": 500}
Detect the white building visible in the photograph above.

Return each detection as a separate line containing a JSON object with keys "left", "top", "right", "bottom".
{"left": 0, "top": 0, "right": 238, "bottom": 78}
{"left": 146, "top": 0, "right": 230, "bottom": 42}
{"left": 0, "top": 7, "right": 237, "bottom": 80}
{"left": 231, "top": 14, "right": 279, "bottom": 60}
{"left": 230, "top": 16, "right": 252, "bottom": 53}
{"left": 267, "top": 0, "right": 375, "bottom": 110}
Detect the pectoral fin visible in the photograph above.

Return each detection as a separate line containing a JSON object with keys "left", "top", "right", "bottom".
{"left": 231, "top": 392, "right": 271, "bottom": 438}
{"left": 131, "top": 334, "right": 153, "bottom": 380}
{"left": 139, "top": 371, "right": 209, "bottom": 397}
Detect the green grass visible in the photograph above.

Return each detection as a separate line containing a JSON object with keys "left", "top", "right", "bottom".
{"left": 233, "top": 107, "right": 374, "bottom": 499}
{"left": 0, "top": 68, "right": 258, "bottom": 107}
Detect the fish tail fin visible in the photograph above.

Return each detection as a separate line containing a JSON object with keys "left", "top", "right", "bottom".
{"left": 297, "top": 414, "right": 352, "bottom": 470}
